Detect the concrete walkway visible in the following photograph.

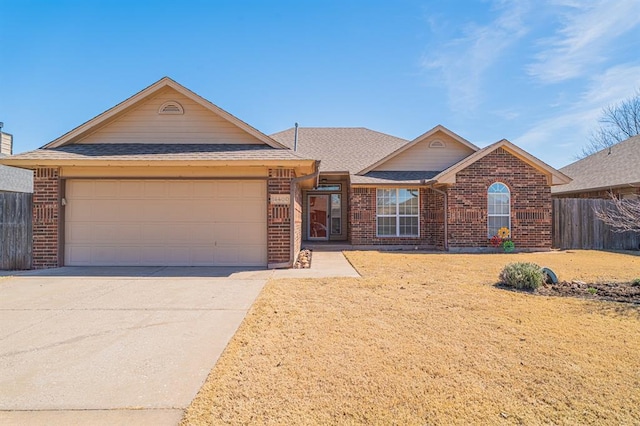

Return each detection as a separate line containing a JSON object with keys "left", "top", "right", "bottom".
{"left": 274, "top": 250, "right": 360, "bottom": 278}
{"left": 0, "top": 250, "right": 358, "bottom": 425}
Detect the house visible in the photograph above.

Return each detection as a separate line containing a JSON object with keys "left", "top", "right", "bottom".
{"left": 1, "top": 127, "right": 14, "bottom": 155}
{"left": 0, "top": 130, "right": 34, "bottom": 270}
{"left": 552, "top": 135, "right": 640, "bottom": 199}
{"left": 0, "top": 130, "right": 33, "bottom": 193}
{"left": 0, "top": 78, "right": 317, "bottom": 269}
{"left": 271, "top": 127, "right": 570, "bottom": 251}
{"left": 0, "top": 77, "right": 570, "bottom": 269}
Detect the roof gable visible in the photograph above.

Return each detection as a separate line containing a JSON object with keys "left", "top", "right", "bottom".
{"left": 358, "top": 125, "right": 479, "bottom": 174}
{"left": 45, "top": 77, "right": 286, "bottom": 149}
{"left": 432, "top": 139, "right": 571, "bottom": 186}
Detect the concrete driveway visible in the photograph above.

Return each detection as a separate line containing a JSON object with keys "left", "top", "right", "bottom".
{"left": 0, "top": 267, "right": 267, "bottom": 425}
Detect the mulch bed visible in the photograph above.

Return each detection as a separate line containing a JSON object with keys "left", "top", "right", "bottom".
{"left": 536, "top": 280, "right": 640, "bottom": 304}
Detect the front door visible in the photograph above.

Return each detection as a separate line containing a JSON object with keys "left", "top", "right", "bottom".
{"left": 308, "top": 194, "right": 329, "bottom": 240}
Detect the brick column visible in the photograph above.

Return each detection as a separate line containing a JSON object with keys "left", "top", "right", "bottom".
{"left": 32, "top": 168, "right": 60, "bottom": 268}
{"left": 349, "top": 187, "right": 375, "bottom": 245}
{"left": 267, "top": 168, "right": 295, "bottom": 267}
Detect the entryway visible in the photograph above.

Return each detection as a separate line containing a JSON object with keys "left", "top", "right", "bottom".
{"left": 306, "top": 179, "right": 347, "bottom": 241}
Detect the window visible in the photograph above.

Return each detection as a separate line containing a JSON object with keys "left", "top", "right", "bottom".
{"left": 429, "top": 140, "right": 445, "bottom": 148}
{"left": 487, "top": 182, "right": 510, "bottom": 238}
{"left": 316, "top": 183, "right": 341, "bottom": 191}
{"left": 331, "top": 194, "right": 341, "bottom": 234}
{"left": 376, "top": 188, "right": 419, "bottom": 237}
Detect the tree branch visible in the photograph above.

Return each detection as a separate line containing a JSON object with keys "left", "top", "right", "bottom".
{"left": 593, "top": 192, "right": 640, "bottom": 233}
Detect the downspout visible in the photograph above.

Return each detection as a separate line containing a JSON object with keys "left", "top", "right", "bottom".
{"left": 422, "top": 179, "right": 449, "bottom": 251}
{"left": 285, "top": 161, "right": 320, "bottom": 268}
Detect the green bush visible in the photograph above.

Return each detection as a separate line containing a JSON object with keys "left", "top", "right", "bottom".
{"left": 499, "top": 262, "right": 544, "bottom": 290}
{"left": 632, "top": 278, "right": 640, "bottom": 286}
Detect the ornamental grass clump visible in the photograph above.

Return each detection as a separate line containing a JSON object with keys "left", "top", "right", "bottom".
{"left": 499, "top": 262, "right": 544, "bottom": 290}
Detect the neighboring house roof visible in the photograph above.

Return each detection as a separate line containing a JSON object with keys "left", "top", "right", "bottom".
{"left": 552, "top": 135, "right": 640, "bottom": 195}
{"left": 44, "top": 77, "right": 287, "bottom": 149}
{"left": 358, "top": 125, "right": 479, "bottom": 174}
{"left": 2, "top": 144, "right": 311, "bottom": 166}
{"left": 270, "top": 127, "right": 408, "bottom": 173}
{"left": 431, "top": 139, "right": 572, "bottom": 186}
{"left": 0, "top": 164, "right": 33, "bottom": 193}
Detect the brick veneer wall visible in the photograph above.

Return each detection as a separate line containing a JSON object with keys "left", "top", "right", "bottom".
{"left": 447, "top": 147, "right": 552, "bottom": 249}
{"left": 425, "top": 190, "right": 445, "bottom": 250}
{"left": 267, "top": 168, "right": 297, "bottom": 266}
{"left": 32, "top": 168, "right": 60, "bottom": 268}
{"left": 349, "top": 187, "right": 443, "bottom": 248}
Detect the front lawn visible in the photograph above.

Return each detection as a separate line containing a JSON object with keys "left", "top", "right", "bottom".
{"left": 183, "top": 250, "right": 640, "bottom": 425}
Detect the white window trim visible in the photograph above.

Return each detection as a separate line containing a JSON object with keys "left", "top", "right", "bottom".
{"left": 376, "top": 188, "right": 420, "bottom": 237}
{"left": 487, "top": 182, "right": 511, "bottom": 238}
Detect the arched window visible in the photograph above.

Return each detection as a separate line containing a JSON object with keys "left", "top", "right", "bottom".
{"left": 487, "top": 182, "right": 510, "bottom": 238}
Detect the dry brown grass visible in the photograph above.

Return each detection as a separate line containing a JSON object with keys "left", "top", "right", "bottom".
{"left": 183, "top": 250, "right": 640, "bottom": 425}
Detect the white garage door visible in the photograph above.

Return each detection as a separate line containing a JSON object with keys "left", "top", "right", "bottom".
{"left": 65, "top": 179, "right": 267, "bottom": 266}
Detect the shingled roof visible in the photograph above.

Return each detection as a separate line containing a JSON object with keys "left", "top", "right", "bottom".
{"left": 0, "top": 164, "right": 33, "bottom": 193}
{"left": 2, "top": 144, "right": 310, "bottom": 163}
{"left": 270, "top": 127, "right": 408, "bottom": 173}
{"left": 552, "top": 135, "right": 640, "bottom": 195}
{"left": 350, "top": 171, "right": 440, "bottom": 185}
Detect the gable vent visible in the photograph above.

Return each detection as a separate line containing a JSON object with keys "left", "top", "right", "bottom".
{"left": 429, "top": 140, "right": 445, "bottom": 148}
{"left": 158, "top": 101, "right": 184, "bottom": 115}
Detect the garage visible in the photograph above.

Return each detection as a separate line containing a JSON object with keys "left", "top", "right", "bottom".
{"left": 64, "top": 179, "right": 267, "bottom": 266}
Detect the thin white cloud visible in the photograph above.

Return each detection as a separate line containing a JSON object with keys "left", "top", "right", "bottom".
{"left": 515, "top": 63, "right": 640, "bottom": 163}
{"left": 491, "top": 108, "right": 521, "bottom": 120}
{"left": 423, "top": 1, "right": 530, "bottom": 111}
{"left": 528, "top": 0, "right": 640, "bottom": 83}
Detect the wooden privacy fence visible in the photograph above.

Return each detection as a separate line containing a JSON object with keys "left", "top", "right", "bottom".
{"left": 0, "top": 192, "right": 32, "bottom": 269}
{"left": 553, "top": 198, "right": 640, "bottom": 250}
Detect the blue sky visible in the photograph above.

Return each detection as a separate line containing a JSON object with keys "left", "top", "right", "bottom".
{"left": 1, "top": 0, "right": 639, "bottom": 168}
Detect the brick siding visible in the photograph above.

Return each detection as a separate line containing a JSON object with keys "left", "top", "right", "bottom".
{"left": 267, "top": 168, "right": 297, "bottom": 266}
{"left": 446, "top": 147, "right": 551, "bottom": 249}
{"left": 32, "top": 168, "right": 60, "bottom": 268}
{"left": 348, "top": 148, "right": 552, "bottom": 250}
{"left": 349, "top": 187, "right": 443, "bottom": 248}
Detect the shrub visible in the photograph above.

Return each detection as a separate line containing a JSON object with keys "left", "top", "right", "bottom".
{"left": 499, "top": 262, "right": 544, "bottom": 290}
{"left": 632, "top": 278, "right": 640, "bottom": 286}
